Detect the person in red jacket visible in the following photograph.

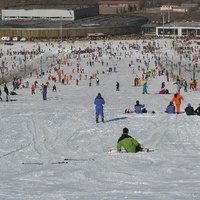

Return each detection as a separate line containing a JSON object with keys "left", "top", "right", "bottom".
{"left": 193, "top": 80, "right": 197, "bottom": 91}
{"left": 172, "top": 93, "right": 184, "bottom": 113}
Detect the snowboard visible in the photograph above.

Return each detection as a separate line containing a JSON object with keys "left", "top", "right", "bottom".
{"left": 108, "top": 147, "right": 154, "bottom": 154}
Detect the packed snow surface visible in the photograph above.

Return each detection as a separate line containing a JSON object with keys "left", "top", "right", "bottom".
{"left": 0, "top": 38, "right": 200, "bottom": 199}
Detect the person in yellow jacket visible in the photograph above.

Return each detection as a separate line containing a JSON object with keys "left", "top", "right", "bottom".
{"left": 189, "top": 79, "right": 194, "bottom": 90}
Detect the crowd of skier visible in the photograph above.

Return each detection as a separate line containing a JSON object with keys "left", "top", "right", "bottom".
{"left": 1, "top": 37, "right": 200, "bottom": 153}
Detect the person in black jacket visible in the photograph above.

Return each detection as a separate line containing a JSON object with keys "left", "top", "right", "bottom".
{"left": 0, "top": 88, "right": 3, "bottom": 101}
{"left": 4, "top": 83, "right": 9, "bottom": 102}
{"left": 194, "top": 104, "right": 200, "bottom": 115}
{"left": 116, "top": 82, "right": 119, "bottom": 91}
{"left": 185, "top": 103, "right": 194, "bottom": 115}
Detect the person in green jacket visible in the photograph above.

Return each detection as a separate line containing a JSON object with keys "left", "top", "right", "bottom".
{"left": 117, "top": 127, "right": 142, "bottom": 153}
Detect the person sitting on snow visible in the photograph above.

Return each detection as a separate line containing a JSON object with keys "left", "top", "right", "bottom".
{"left": 159, "top": 89, "right": 170, "bottom": 94}
{"left": 10, "top": 91, "right": 18, "bottom": 95}
{"left": 194, "top": 104, "right": 200, "bottom": 115}
{"left": 134, "top": 100, "right": 147, "bottom": 113}
{"left": 165, "top": 101, "right": 175, "bottom": 114}
{"left": 185, "top": 103, "right": 194, "bottom": 115}
{"left": 117, "top": 128, "right": 142, "bottom": 153}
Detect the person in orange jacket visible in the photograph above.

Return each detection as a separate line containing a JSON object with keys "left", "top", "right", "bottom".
{"left": 31, "top": 84, "right": 35, "bottom": 95}
{"left": 172, "top": 93, "right": 184, "bottom": 113}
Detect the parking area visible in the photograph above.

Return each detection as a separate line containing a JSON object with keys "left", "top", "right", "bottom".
{"left": 0, "top": 15, "right": 148, "bottom": 40}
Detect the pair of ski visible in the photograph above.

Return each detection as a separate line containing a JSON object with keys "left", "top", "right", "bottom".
{"left": 22, "top": 161, "right": 68, "bottom": 165}
{"left": 1, "top": 99, "right": 17, "bottom": 102}
{"left": 108, "top": 147, "right": 154, "bottom": 154}
{"left": 22, "top": 158, "right": 94, "bottom": 165}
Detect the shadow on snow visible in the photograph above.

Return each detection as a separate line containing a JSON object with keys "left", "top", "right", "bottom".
{"left": 106, "top": 117, "right": 128, "bottom": 122}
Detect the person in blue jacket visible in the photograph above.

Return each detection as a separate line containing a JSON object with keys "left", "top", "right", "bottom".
{"left": 134, "top": 100, "right": 147, "bottom": 113}
{"left": 165, "top": 101, "right": 175, "bottom": 114}
{"left": 42, "top": 84, "right": 47, "bottom": 100}
{"left": 94, "top": 93, "right": 105, "bottom": 123}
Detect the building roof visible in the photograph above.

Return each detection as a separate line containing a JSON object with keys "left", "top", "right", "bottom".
{"left": 179, "top": 3, "right": 198, "bottom": 8}
{"left": 141, "top": 24, "right": 157, "bottom": 28}
{"left": 4, "top": 4, "right": 97, "bottom": 10}
{"left": 142, "top": 21, "right": 200, "bottom": 28}
{"left": 0, "top": 15, "right": 148, "bottom": 29}
{"left": 162, "top": 3, "right": 179, "bottom": 6}
{"left": 158, "top": 22, "right": 200, "bottom": 28}
{"left": 98, "top": 1, "right": 140, "bottom": 5}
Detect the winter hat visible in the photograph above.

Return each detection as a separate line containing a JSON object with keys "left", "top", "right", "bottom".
{"left": 188, "top": 103, "right": 191, "bottom": 106}
{"left": 123, "top": 128, "right": 129, "bottom": 134}
{"left": 136, "top": 100, "right": 139, "bottom": 104}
